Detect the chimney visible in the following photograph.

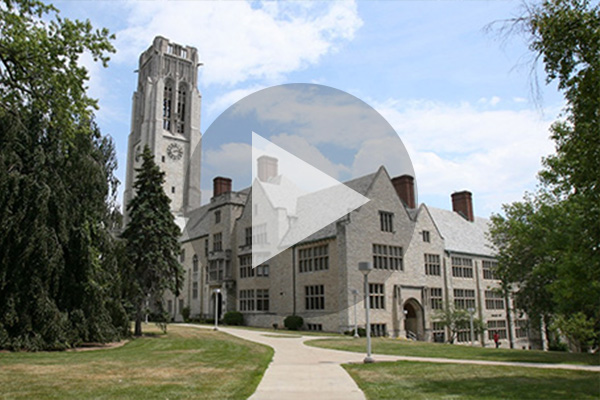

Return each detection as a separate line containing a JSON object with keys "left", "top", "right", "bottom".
{"left": 257, "top": 156, "right": 278, "bottom": 182}
{"left": 451, "top": 191, "right": 474, "bottom": 222}
{"left": 391, "top": 175, "right": 416, "bottom": 209}
{"left": 213, "top": 177, "right": 232, "bottom": 197}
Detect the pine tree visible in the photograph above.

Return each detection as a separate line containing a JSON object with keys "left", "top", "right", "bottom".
{"left": 121, "top": 146, "right": 184, "bottom": 336}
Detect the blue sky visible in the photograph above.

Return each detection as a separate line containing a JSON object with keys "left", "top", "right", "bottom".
{"left": 54, "top": 0, "right": 563, "bottom": 217}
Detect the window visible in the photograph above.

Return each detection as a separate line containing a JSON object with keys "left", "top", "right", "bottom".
{"left": 192, "top": 255, "right": 199, "bottom": 280}
{"left": 305, "top": 285, "right": 325, "bottom": 310}
{"left": 482, "top": 260, "right": 498, "bottom": 280}
{"left": 430, "top": 288, "right": 443, "bottom": 310}
{"left": 298, "top": 244, "right": 329, "bottom": 273}
{"left": 167, "top": 44, "right": 174, "bottom": 54}
{"left": 369, "top": 283, "right": 385, "bottom": 309}
{"left": 208, "top": 259, "right": 224, "bottom": 281}
{"left": 379, "top": 211, "right": 394, "bottom": 232}
{"left": 422, "top": 230, "right": 431, "bottom": 242}
{"left": 485, "top": 290, "right": 505, "bottom": 310}
{"left": 204, "top": 239, "right": 208, "bottom": 256}
{"left": 487, "top": 320, "right": 507, "bottom": 340}
{"left": 306, "top": 323, "right": 322, "bottom": 331}
{"left": 372, "top": 244, "right": 403, "bottom": 270}
{"left": 239, "top": 255, "right": 254, "bottom": 278}
{"left": 181, "top": 48, "right": 188, "bottom": 59}
{"left": 453, "top": 288, "right": 476, "bottom": 309}
{"left": 515, "top": 319, "right": 529, "bottom": 338}
{"left": 424, "top": 254, "right": 441, "bottom": 276}
{"left": 256, "top": 289, "right": 269, "bottom": 311}
{"left": 253, "top": 224, "right": 267, "bottom": 244}
{"left": 213, "top": 233, "right": 222, "bottom": 252}
{"left": 176, "top": 86, "right": 186, "bottom": 133}
{"left": 432, "top": 322, "right": 445, "bottom": 343}
{"left": 239, "top": 289, "right": 255, "bottom": 311}
{"left": 178, "top": 299, "right": 184, "bottom": 314}
{"left": 451, "top": 257, "right": 474, "bottom": 278}
{"left": 163, "top": 83, "right": 173, "bottom": 131}
{"left": 192, "top": 282, "right": 198, "bottom": 299}
{"left": 456, "top": 328, "right": 472, "bottom": 343}
{"left": 167, "top": 300, "right": 173, "bottom": 314}
{"left": 256, "top": 264, "right": 269, "bottom": 277}
{"left": 171, "top": 187, "right": 176, "bottom": 194}
{"left": 162, "top": 155, "right": 165, "bottom": 162}
{"left": 371, "top": 324, "right": 387, "bottom": 337}
{"left": 245, "top": 227, "right": 252, "bottom": 246}
{"left": 180, "top": 248, "right": 185, "bottom": 262}
{"left": 215, "top": 210, "right": 221, "bottom": 224}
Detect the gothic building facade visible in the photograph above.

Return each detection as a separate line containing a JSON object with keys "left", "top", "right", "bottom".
{"left": 124, "top": 37, "right": 534, "bottom": 349}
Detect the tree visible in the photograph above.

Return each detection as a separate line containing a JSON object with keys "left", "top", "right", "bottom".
{"left": 121, "top": 146, "right": 184, "bottom": 337}
{"left": 489, "top": 0, "right": 600, "bottom": 351}
{"left": 0, "top": 0, "right": 127, "bottom": 350}
{"left": 433, "top": 306, "right": 470, "bottom": 344}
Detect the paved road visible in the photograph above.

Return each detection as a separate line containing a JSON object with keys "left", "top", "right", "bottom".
{"left": 181, "top": 324, "right": 600, "bottom": 400}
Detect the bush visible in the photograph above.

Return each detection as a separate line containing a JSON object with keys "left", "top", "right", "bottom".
{"left": 181, "top": 307, "right": 191, "bottom": 322}
{"left": 284, "top": 315, "right": 304, "bottom": 331}
{"left": 223, "top": 311, "right": 244, "bottom": 326}
{"left": 344, "top": 328, "right": 366, "bottom": 337}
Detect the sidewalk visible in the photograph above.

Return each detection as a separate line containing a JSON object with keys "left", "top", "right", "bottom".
{"left": 181, "top": 324, "right": 600, "bottom": 400}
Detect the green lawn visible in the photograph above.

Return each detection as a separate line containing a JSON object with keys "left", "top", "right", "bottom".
{"left": 344, "top": 361, "right": 600, "bottom": 400}
{"left": 0, "top": 324, "right": 273, "bottom": 399}
{"left": 307, "top": 337, "right": 600, "bottom": 365}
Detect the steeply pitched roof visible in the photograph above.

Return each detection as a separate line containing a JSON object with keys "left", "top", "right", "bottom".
{"left": 428, "top": 206, "right": 494, "bottom": 257}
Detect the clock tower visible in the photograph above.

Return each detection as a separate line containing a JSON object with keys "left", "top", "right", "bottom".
{"left": 123, "top": 36, "right": 202, "bottom": 225}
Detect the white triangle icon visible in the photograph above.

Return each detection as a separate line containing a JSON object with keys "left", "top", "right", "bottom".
{"left": 251, "top": 132, "right": 370, "bottom": 268}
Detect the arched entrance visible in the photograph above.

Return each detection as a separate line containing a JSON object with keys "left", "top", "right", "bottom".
{"left": 403, "top": 298, "right": 424, "bottom": 340}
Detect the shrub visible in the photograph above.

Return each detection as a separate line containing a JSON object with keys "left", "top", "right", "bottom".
{"left": 344, "top": 328, "right": 366, "bottom": 337}
{"left": 284, "top": 315, "right": 304, "bottom": 331}
{"left": 223, "top": 311, "right": 244, "bottom": 326}
{"left": 181, "top": 307, "right": 191, "bottom": 322}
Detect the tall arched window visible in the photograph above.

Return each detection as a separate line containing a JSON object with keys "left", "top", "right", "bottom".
{"left": 163, "top": 80, "right": 173, "bottom": 131}
{"left": 176, "top": 83, "right": 187, "bottom": 133}
{"left": 192, "top": 255, "right": 198, "bottom": 273}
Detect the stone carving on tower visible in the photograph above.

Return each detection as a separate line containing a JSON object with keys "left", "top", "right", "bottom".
{"left": 123, "top": 36, "right": 202, "bottom": 225}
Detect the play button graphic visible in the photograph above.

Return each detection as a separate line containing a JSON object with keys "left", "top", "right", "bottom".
{"left": 251, "top": 132, "right": 370, "bottom": 268}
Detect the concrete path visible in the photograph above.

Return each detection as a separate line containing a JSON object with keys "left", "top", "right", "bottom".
{"left": 180, "top": 324, "right": 600, "bottom": 400}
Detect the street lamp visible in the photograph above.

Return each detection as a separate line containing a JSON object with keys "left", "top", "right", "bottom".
{"left": 467, "top": 307, "right": 475, "bottom": 346}
{"left": 359, "top": 261, "right": 374, "bottom": 363}
{"left": 214, "top": 288, "right": 221, "bottom": 331}
{"left": 351, "top": 289, "right": 359, "bottom": 338}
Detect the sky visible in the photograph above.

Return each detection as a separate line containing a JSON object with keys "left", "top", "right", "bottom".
{"left": 54, "top": 0, "right": 564, "bottom": 217}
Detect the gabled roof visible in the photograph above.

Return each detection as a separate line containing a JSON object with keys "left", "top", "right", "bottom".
{"left": 180, "top": 203, "right": 211, "bottom": 242}
{"left": 428, "top": 207, "right": 494, "bottom": 257}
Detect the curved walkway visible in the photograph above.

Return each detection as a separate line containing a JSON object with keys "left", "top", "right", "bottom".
{"left": 181, "top": 325, "right": 600, "bottom": 400}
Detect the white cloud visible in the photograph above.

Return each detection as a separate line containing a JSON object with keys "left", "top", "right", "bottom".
{"left": 114, "top": 1, "right": 362, "bottom": 86}
{"left": 373, "top": 99, "right": 557, "bottom": 215}
{"left": 269, "top": 133, "right": 350, "bottom": 180}
{"left": 203, "top": 142, "right": 252, "bottom": 182}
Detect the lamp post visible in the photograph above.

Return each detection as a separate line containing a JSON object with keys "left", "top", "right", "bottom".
{"left": 351, "top": 289, "right": 359, "bottom": 338}
{"left": 214, "top": 288, "right": 221, "bottom": 331}
{"left": 359, "top": 262, "right": 374, "bottom": 363}
{"left": 467, "top": 307, "right": 475, "bottom": 346}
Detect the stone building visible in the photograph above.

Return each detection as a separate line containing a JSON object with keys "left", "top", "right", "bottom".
{"left": 124, "top": 37, "right": 533, "bottom": 349}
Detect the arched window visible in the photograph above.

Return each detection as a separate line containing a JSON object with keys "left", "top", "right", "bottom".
{"left": 192, "top": 255, "right": 198, "bottom": 273}
{"left": 176, "top": 83, "right": 187, "bottom": 133}
{"left": 163, "top": 80, "right": 173, "bottom": 131}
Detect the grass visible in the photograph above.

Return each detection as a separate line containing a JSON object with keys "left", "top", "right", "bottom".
{"left": 344, "top": 361, "right": 600, "bottom": 400}
{"left": 307, "top": 337, "right": 600, "bottom": 366}
{"left": 0, "top": 324, "right": 273, "bottom": 400}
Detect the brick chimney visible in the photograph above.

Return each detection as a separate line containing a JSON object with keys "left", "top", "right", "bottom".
{"left": 257, "top": 156, "right": 278, "bottom": 182}
{"left": 391, "top": 175, "right": 416, "bottom": 209}
{"left": 451, "top": 191, "right": 474, "bottom": 222}
{"left": 213, "top": 177, "right": 232, "bottom": 197}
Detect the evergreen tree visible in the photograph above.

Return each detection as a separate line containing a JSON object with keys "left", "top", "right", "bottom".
{"left": 121, "top": 146, "right": 184, "bottom": 337}
{"left": 0, "top": 0, "right": 127, "bottom": 350}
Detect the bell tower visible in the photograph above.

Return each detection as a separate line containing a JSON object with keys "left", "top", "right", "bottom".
{"left": 123, "top": 36, "right": 202, "bottom": 224}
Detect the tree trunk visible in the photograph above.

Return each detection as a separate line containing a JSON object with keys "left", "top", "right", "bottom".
{"left": 134, "top": 300, "right": 144, "bottom": 336}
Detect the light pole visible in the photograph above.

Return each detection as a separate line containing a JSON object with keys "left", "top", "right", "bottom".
{"left": 214, "top": 288, "right": 221, "bottom": 331}
{"left": 359, "top": 261, "right": 374, "bottom": 363}
{"left": 468, "top": 307, "right": 475, "bottom": 346}
{"left": 351, "top": 289, "right": 359, "bottom": 338}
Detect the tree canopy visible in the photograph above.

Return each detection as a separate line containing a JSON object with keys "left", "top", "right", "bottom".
{"left": 0, "top": 0, "right": 127, "bottom": 350}
{"left": 489, "top": 0, "right": 599, "bottom": 351}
